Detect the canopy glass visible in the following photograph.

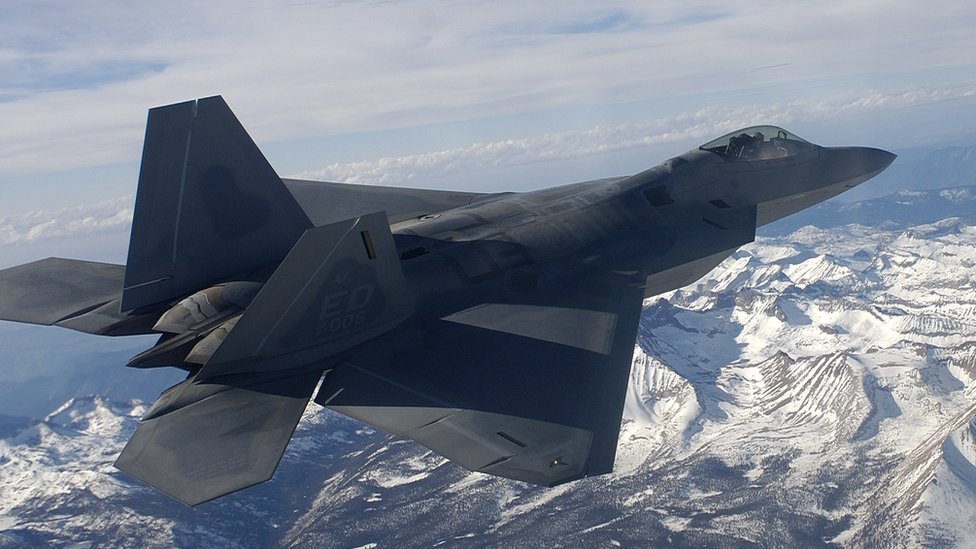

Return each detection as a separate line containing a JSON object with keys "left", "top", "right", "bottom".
{"left": 700, "top": 126, "right": 815, "bottom": 161}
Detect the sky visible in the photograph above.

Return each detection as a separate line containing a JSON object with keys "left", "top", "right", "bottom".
{"left": 0, "top": 0, "right": 975, "bottom": 265}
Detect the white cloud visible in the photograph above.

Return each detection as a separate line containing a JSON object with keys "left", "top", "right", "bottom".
{"left": 0, "top": 82, "right": 970, "bottom": 246}
{"left": 0, "top": 196, "right": 132, "bottom": 246}
{"left": 295, "top": 85, "right": 974, "bottom": 184}
{"left": 0, "top": 1, "right": 974, "bottom": 178}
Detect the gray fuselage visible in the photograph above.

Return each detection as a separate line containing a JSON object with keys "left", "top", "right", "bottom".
{"left": 388, "top": 141, "right": 894, "bottom": 322}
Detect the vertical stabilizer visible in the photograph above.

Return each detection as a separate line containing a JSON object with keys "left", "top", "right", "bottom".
{"left": 121, "top": 96, "right": 312, "bottom": 312}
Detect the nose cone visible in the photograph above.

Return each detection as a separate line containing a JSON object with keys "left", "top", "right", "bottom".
{"left": 823, "top": 146, "right": 897, "bottom": 187}
{"left": 857, "top": 147, "right": 897, "bottom": 175}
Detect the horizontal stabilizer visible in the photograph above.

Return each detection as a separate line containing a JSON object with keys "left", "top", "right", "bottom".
{"left": 0, "top": 258, "right": 153, "bottom": 335}
{"left": 197, "top": 211, "right": 412, "bottom": 380}
{"left": 115, "top": 369, "right": 321, "bottom": 506}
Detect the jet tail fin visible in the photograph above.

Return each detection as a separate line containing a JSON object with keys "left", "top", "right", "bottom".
{"left": 121, "top": 96, "right": 312, "bottom": 312}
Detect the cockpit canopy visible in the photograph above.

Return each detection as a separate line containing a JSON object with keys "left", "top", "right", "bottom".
{"left": 700, "top": 126, "right": 816, "bottom": 161}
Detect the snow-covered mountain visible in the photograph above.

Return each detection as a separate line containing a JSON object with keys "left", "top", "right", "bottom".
{"left": 4, "top": 197, "right": 976, "bottom": 547}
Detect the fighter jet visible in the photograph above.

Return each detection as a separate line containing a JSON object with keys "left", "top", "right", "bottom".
{"left": 0, "top": 96, "right": 894, "bottom": 506}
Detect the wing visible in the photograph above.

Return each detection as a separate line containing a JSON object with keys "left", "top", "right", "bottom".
{"left": 282, "top": 178, "right": 501, "bottom": 226}
{"left": 0, "top": 258, "right": 154, "bottom": 335}
{"left": 316, "top": 273, "right": 645, "bottom": 486}
{"left": 314, "top": 203, "right": 758, "bottom": 485}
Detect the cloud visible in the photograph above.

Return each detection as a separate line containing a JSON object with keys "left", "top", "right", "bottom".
{"left": 294, "top": 85, "right": 975, "bottom": 185}
{"left": 0, "top": 0, "right": 973, "bottom": 179}
{"left": 0, "top": 82, "right": 970, "bottom": 246}
{"left": 1, "top": 80, "right": 971, "bottom": 246}
{"left": 0, "top": 196, "right": 132, "bottom": 246}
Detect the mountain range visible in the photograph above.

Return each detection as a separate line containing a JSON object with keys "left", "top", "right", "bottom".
{"left": 4, "top": 184, "right": 976, "bottom": 547}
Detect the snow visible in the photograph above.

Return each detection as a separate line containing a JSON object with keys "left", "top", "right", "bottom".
{"left": 359, "top": 450, "right": 444, "bottom": 488}
{"left": 5, "top": 213, "right": 976, "bottom": 546}
{"left": 622, "top": 217, "right": 976, "bottom": 544}
{"left": 497, "top": 482, "right": 575, "bottom": 524}
{"left": 659, "top": 514, "right": 692, "bottom": 532}
{"left": 367, "top": 470, "right": 431, "bottom": 489}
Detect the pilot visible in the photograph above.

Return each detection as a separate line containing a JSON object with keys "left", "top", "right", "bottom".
{"left": 752, "top": 132, "right": 766, "bottom": 158}
{"left": 740, "top": 132, "right": 764, "bottom": 159}
{"left": 726, "top": 133, "right": 752, "bottom": 158}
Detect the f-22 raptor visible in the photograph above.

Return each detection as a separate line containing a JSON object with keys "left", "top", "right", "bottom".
{"left": 0, "top": 97, "right": 894, "bottom": 505}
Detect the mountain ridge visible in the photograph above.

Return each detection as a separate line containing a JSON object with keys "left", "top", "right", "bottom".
{"left": 3, "top": 196, "right": 976, "bottom": 546}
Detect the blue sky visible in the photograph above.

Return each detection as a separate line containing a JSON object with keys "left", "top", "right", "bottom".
{"left": 0, "top": 0, "right": 974, "bottom": 264}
